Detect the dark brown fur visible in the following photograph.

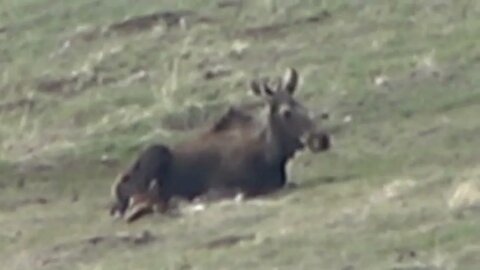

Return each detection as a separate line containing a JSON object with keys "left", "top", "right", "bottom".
{"left": 110, "top": 67, "right": 331, "bottom": 222}
{"left": 110, "top": 144, "right": 172, "bottom": 222}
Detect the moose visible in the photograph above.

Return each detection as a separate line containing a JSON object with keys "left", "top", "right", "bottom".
{"left": 110, "top": 67, "right": 332, "bottom": 222}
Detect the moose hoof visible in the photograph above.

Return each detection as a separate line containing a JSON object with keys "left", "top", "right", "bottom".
{"left": 125, "top": 203, "right": 154, "bottom": 223}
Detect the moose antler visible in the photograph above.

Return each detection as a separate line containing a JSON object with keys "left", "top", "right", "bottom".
{"left": 282, "top": 67, "right": 298, "bottom": 94}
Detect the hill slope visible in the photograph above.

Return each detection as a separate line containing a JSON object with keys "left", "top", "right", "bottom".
{"left": 1, "top": 0, "right": 480, "bottom": 269}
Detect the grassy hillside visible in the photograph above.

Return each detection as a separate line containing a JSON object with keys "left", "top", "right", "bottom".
{"left": 1, "top": 0, "right": 480, "bottom": 269}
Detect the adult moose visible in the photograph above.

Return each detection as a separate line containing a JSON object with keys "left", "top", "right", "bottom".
{"left": 110, "top": 67, "right": 332, "bottom": 222}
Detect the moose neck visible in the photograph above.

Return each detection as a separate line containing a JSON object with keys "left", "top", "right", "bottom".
{"left": 262, "top": 114, "right": 303, "bottom": 165}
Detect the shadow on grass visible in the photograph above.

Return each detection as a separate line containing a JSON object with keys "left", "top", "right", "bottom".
{"left": 292, "top": 174, "right": 359, "bottom": 188}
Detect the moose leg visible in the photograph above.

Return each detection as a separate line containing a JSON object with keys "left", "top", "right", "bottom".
{"left": 110, "top": 173, "right": 163, "bottom": 221}
{"left": 110, "top": 172, "right": 132, "bottom": 218}
{"left": 239, "top": 165, "right": 289, "bottom": 198}
{"left": 116, "top": 178, "right": 171, "bottom": 222}
{"left": 110, "top": 200, "right": 129, "bottom": 219}
{"left": 110, "top": 143, "right": 173, "bottom": 221}
{"left": 124, "top": 179, "right": 171, "bottom": 223}
{"left": 124, "top": 193, "right": 155, "bottom": 223}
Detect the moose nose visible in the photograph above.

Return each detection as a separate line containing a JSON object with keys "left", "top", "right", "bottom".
{"left": 308, "top": 111, "right": 330, "bottom": 122}
{"left": 319, "top": 112, "right": 329, "bottom": 120}
{"left": 306, "top": 132, "right": 332, "bottom": 153}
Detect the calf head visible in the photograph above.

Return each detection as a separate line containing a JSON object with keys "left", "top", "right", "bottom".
{"left": 250, "top": 67, "right": 331, "bottom": 155}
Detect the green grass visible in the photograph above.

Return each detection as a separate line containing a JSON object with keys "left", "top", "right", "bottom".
{"left": 1, "top": 0, "right": 480, "bottom": 269}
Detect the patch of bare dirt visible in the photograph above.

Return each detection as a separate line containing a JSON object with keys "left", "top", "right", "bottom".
{"left": 108, "top": 10, "right": 194, "bottom": 34}
{"left": 35, "top": 66, "right": 148, "bottom": 96}
{"left": 202, "top": 233, "right": 255, "bottom": 249}
{"left": 36, "top": 230, "right": 157, "bottom": 268}
{"left": 448, "top": 180, "right": 480, "bottom": 215}
{"left": 217, "top": 0, "right": 244, "bottom": 9}
{"left": 0, "top": 98, "right": 35, "bottom": 113}
{"left": 238, "top": 11, "right": 331, "bottom": 39}
{"left": 35, "top": 73, "right": 99, "bottom": 95}
{"left": 203, "top": 65, "right": 233, "bottom": 80}
{"left": 64, "top": 10, "right": 214, "bottom": 46}
{"left": 0, "top": 197, "right": 49, "bottom": 211}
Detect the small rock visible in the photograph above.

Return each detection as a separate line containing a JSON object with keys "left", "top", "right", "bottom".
{"left": 71, "top": 191, "right": 79, "bottom": 203}
{"left": 383, "top": 179, "right": 417, "bottom": 199}
{"left": 17, "top": 177, "right": 25, "bottom": 189}
{"left": 448, "top": 181, "right": 480, "bottom": 212}
{"left": 204, "top": 233, "right": 255, "bottom": 249}
{"left": 230, "top": 40, "right": 249, "bottom": 58}
{"left": 14, "top": 230, "right": 22, "bottom": 239}
{"left": 133, "top": 230, "right": 155, "bottom": 245}
{"left": 217, "top": 0, "right": 243, "bottom": 8}
{"left": 100, "top": 154, "right": 118, "bottom": 167}
{"left": 87, "top": 236, "right": 105, "bottom": 245}
{"left": 234, "top": 193, "right": 244, "bottom": 203}
{"left": 184, "top": 203, "right": 206, "bottom": 214}
{"left": 373, "top": 74, "right": 390, "bottom": 87}
{"left": 396, "top": 249, "right": 417, "bottom": 262}
{"left": 35, "top": 198, "right": 49, "bottom": 204}
{"left": 203, "top": 65, "right": 232, "bottom": 80}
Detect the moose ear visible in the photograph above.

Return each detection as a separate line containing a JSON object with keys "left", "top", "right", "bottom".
{"left": 250, "top": 78, "right": 274, "bottom": 97}
{"left": 282, "top": 67, "right": 299, "bottom": 95}
{"left": 250, "top": 79, "right": 263, "bottom": 96}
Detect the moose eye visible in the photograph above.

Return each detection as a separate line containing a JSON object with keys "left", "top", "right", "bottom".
{"left": 282, "top": 109, "right": 292, "bottom": 119}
